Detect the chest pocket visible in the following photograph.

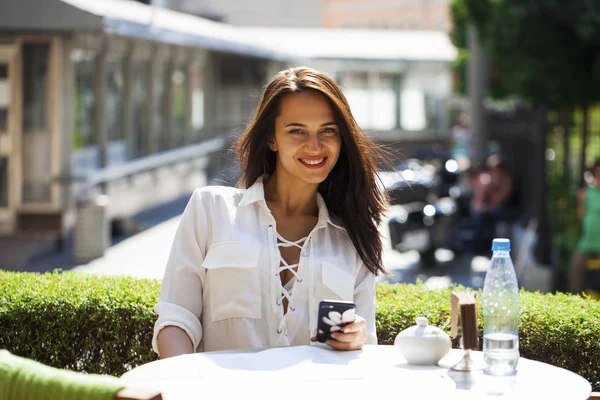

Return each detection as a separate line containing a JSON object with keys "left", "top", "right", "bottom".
{"left": 202, "top": 241, "right": 262, "bottom": 322}
{"left": 315, "top": 260, "right": 355, "bottom": 302}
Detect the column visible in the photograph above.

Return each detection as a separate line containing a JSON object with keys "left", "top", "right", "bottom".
{"left": 202, "top": 52, "right": 217, "bottom": 139}
{"left": 164, "top": 53, "right": 175, "bottom": 149}
{"left": 59, "top": 36, "right": 74, "bottom": 212}
{"left": 184, "top": 61, "right": 194, "bottom": 145}
{"left": 121, "top": 41, "right": 135, "bottom": 159}
{"left": 94, "top": 38, "right": 108, "bottom": 172}
{"left": 395, "top": 75, "right": 402, "bottom": 131}
{"left": 145, "top": 45, "right": 158, "bottom": 155}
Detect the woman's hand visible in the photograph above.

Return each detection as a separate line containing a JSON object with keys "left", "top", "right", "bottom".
{"left": 311, "top": 315, "right": 368, "bottom": 351}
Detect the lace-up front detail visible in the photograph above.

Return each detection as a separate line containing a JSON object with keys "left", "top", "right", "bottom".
{"left": 275, "top": 232, "right": 307, "bottom": 336}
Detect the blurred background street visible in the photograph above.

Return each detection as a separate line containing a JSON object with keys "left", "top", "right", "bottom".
{"left": 1, "top": 0, "right": 599, "bottom": 295}
{"left": 18, "top": 192, "right": 497, "bottom": 290}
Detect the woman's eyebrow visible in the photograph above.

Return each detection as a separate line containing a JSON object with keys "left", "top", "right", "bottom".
{"left": 285, "top": 121, "right": 338, "bottom": 127}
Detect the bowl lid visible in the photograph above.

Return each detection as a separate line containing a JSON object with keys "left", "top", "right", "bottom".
{"left": 397, "top": 317, "right": 448, "bottom": 339}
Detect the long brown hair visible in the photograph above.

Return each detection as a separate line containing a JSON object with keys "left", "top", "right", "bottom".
{"left": 237, "top": 66, "right": 390, "bottom": 276}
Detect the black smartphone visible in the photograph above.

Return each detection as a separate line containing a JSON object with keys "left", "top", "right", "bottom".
{"left": 316, "top": 300, "right": 356, "bottom": 343}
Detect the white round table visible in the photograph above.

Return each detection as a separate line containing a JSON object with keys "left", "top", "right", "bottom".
{"left": 121, "top": 345, "right": 591, "bottom": 400}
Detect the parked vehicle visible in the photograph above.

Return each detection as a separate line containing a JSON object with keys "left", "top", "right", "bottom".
{"left": 380, "top": 158, "right": 461, "bottom": 267}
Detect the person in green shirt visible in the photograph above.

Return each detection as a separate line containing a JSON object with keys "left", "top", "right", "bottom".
{"left": 569, "top": 160, "right": 600, "bottom": 293}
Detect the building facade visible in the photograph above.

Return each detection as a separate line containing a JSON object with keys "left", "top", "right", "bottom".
{"left": 151, "top": 0, "right": 324, "bottom": 27}
{"left": 323, "top": 0, "right": 451, "bottom": 31}
{"left": 0, "top": 0, "right": 456, "bottom": 268}
{"left": 0, "top": 0, "right": 291, "bottom": 241}
{"left": 148, "top": 0, "right": 450, "bottom": 32}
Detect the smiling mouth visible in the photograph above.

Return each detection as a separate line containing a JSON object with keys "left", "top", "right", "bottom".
{"left": 299, "top": 157, "right": 327, "bottom": 168}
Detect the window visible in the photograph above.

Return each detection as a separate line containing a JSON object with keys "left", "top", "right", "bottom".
{"left": 132, "top": 60, "right": 149, "bottom": 157}
{"left": 22, "top": 43, "right": 49, "bottom": 132}
{"left": 401, "top": 89, "right": 427, "bottom": 131}
{"left": 106, "top": 54, "right": 127, "bottom": 166}
{"left": 155, "top": 64, "right": 166, "bottom": 152}
{"left": 0, "top": 157, "right": 7, "bottom": 207}
{"left": 191, "top": 65, "right": 205, "bottom": 141}
{"left": 370, "top": 74, "right": 398, "bottom": 130}
{"left": 342, "top": 72, "right": 369, "bottom": 127}
{"left": 339, "top": 72, "right": 398, "bottom": 131}
{"left": 72, "top": 49, "right": 95, "bottom": 149}
{"left": 0, "top": 63, "right": 9, "bottom": 132}
{"left": 107, "top": 54, "right": 124, "bottom": 142}
{"left": 189, "top": 63, "right": 204, "bottom": 141}
{"left": 22, "top": 42, "right": 51, "bottom": 203}
{"left": 171, "top": 67, "right": 187, "bottom": 147}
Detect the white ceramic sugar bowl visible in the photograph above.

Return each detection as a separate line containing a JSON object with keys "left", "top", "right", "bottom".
{"left": 394, "top": 316, "right": 452, "bottom": 366}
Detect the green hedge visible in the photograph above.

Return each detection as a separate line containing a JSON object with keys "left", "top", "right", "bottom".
{"left": 0, "top": 271, "right": 160, "bottom": 374}
{"left": 1, "top": 271, "right": 599, "bottom": 390}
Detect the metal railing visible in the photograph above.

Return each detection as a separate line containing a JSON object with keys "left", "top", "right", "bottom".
{"left": 88, "top": 136, "right": 228, "bottom": 187}
{"left": 57, "top": 136, "right": 230, "bottom": 198}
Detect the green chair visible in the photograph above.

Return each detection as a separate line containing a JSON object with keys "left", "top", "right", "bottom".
{"left": 0, "top": 350, "right": 161, "bottom": 400}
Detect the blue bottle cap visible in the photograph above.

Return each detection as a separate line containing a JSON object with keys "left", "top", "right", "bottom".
{"left": 492, "top": 238, "right": 511, "bottom": 251}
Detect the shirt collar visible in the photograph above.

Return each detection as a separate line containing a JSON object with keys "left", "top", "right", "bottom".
{"left": 239, "top": 176, "right": 345, "bottom": 231}
{"left": 238, "top": 176, "right": 267, "bottom": 207}
{"left": 315, "top": 193, "right": 345, "bottom": 231}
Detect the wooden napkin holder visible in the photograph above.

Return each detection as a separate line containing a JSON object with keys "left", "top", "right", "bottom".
{"left": 450, "top": 291, "right": 482, "bottom": 371}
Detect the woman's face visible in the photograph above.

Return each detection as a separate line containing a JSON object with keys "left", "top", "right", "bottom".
{"left": 271, "top": 90, "right": 342, "bottom": 186}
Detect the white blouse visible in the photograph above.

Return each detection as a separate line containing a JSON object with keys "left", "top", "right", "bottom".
{"left": 152, "top": 177, "right": 377, "bottom": 354}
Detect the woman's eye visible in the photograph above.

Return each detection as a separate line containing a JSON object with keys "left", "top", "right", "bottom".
{"left": 322, "top": 127, "right": 337, "bottom": 134}
{"left": 289, "top": 129, "right": 304, "bottom": 134}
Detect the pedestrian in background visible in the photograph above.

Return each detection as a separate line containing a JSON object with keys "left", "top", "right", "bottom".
{"left": 467, "top": 155, "right": 514, "bottom": 252}
{"left": 152, "top": 67, "right": 391, "bottom": 358}
{"left": 450, "top": 112, "right": 471, "bottom": 159}
{"left": 569, "top": 160, "right": 600, "bottom": 294}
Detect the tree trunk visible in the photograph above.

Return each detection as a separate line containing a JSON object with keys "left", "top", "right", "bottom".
{"left": 467, "top": 24, "right": 489, "bottom": 167}
{"left": 579, "top": 107, "right": 589, "bottom": 188}
{"left": 559, "top": 108, "right": 571, "bottom": 186}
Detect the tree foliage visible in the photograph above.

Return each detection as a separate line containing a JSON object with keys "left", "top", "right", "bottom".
{"left": 450, "top": 0, "right": 600, "bottom": 109}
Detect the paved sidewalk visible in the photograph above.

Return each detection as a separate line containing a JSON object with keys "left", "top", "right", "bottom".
{"left": 17, "top": 193, "right": 554, "bottom": 293}
{"left": 19, "top": 200, "right": 492, "bottom": 291}
{"left": 70, "top": 215, "right": 180, "bottom": 280}
{"left": 21, "top": 195, "right": 191, "bottom": 278}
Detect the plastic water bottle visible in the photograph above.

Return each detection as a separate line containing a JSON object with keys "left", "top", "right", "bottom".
{"left": 482, "top": 238, "right": 520, "bottom": 375}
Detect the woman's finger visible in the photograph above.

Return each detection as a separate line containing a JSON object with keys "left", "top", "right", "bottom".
{"left": 331, "top": 330, "right": 361, "bottom": 343}
{"left": 326, "top": 326, "right": 368, "bottom": 351}
{"left": 326, "top": 338, "right": 361, "bottom": 351}
{"left": 341, "top": 317, "right": 366, "bottom": 333}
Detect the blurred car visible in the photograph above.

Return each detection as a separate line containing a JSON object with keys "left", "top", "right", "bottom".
{"left": 380, "top": 158, "right": 460, "bottom": 267}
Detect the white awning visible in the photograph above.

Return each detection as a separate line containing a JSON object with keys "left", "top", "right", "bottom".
{"left": 240, "top": 27, "right": 458, "bottom": 63}
{"left": 2, "top": 0, "right": 456, "bottom": 63}
{"left": 61, "top": 0, "right": 299, "bottom": 61}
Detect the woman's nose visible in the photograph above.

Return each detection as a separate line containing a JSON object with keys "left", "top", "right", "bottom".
{"left": 305, "top": 134, "right": 323, "bottom": 152}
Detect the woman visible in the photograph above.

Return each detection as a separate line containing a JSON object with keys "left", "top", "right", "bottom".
{"left": 153, "top": 67, "right": 389, "bottom": 359}
{"left": 569, "top": 160, "right": 600, "bottom": 294}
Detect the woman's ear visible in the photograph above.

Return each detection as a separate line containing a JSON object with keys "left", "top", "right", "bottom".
{"left": 268, "top": 139, "right": 277, "bottom": 152}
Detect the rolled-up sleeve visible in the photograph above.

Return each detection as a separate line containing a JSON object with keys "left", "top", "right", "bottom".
{"left": 152, "top": 189, "right": 209, "bottom": 355}
{"left": 353, "top": 256, "right": 377, "bottom": 345}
